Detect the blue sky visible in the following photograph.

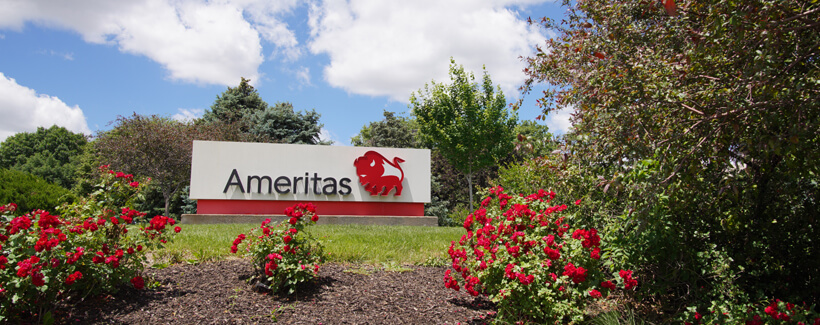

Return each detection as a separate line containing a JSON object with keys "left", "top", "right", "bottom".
{"left": 0, "top": 0, "right": 571, "bottom": 145}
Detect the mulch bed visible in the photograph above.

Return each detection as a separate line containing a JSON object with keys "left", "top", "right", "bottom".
{"left": 54, "top": 259, "right": 496, "bottom": 324}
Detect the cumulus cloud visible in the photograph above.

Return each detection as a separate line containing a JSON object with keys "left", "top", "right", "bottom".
{"left": 0, "top": 0, "right": 301, "bottom": 86}
{"left": 318, "top": 127, "right": 336, "bottom": 145}
{"left": 0, "top": 73, "right": 91, "bottom": 141}
{"left": 307, "top": 0, "right": 547, "bottom": 102}
{"left": 172, "top": 108, "right": 204, "bottom": 122}
{"left": 544, "top": 106, "right": 574, "bottom": 135}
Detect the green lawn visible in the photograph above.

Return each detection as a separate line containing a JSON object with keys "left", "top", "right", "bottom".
{"left": 156, "top": 223, "right": 462, "bottom": 265}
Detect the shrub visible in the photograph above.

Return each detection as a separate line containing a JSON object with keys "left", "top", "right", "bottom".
{"left": 0, "top": 169, "right": 76, "bottom": 212}
{"left": 0, "top": 166, "right": 181, "bottom": 322}
{"left": 680, "top": 299, "right": 820, "bottom": 325}
{"left": 231, "top": 203, "right": 324, "bottom": 294}
{"left": 444, "top": 204, "right": 471, "bottom": 227}
{"left": 494, "top": 157, "right": 556, "bottom": 196}
{"left": 444, "top": 186, "right": 636, "bottom": 323}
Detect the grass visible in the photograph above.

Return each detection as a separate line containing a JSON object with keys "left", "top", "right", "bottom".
{"left": 158, "top": 223, "right": 463, "bottom": 265}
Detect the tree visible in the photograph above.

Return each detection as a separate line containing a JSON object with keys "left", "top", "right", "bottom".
{"left": 246, "top": 102, "right": 327, "bottom": 144}
{"left": 0, "top": 125, "right": 87, "bottom": 188}
{"left": 411, "top": 59, "right": 517, "bottom": 210}
{"left": 201, "top": 78, "right": 327, "bottom": 144}
{"left": 201, "top": 77, "right": 268, "bottom": 126}
{"left": 521, "top": 0, "right": 820, "bottom": 313}
{"left": 511, "top": 120, "right": 555, "bottom": 160}
{"left": 94, "top": 114, "right": 230, "bottom": 217}
{"left": 351, "top": 110, "right": 419, "bottom": 148}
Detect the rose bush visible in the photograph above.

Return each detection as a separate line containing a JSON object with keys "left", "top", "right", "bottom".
{"left": 0, "top": 166, "right": 180, "bottom": 322}
{"left": 444, "top": 186, "right": 637, "bottom": 323}
{"left": 681, "top": 299, "right": 820, "bottom": 325}
{"left": 231, "top": 203, "right": 324, "bottom": 295}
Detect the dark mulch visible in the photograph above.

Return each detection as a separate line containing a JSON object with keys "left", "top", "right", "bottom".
{"left": 54, "top": 259, "right": 496, "bottom": 324}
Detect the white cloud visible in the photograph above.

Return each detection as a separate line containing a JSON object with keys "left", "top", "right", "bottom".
{"left": 172, "top": 108, "right": 204, "bottom": 122}
{"left": 295, "top": 66, "right": 311, "bottom": 87}
{"left": 544, "top": 106, "right": 573, "bottom": 135}
{"left": 0, "top": 73, "right": 91, "bottom": 142}
{"left": 307, "top": 0, "right": 548, "bottom": 102}
{"left": 318, "top": 127, "right": 336, "bottom": 145}
{"left": 0, "top": 0, "right": 301, "bottom": 86}
{"left": 37, "top": 49, "right": 74, "bottom": 60}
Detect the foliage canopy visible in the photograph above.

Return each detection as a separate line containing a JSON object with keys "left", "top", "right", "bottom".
{"left": 94, "top": 114, "right": 230, "bottom": 216}
{"left": 351, "top": 110, "right": 419, "bottom": 148}
{"left": 201, "top": 78, "right": 327, "bottom": 144}
{"left": 411, "top": 59, "right": 517, "bottom": 210}
{"left": 0, "top": 168, "right": 75, "bottom": 212}
{"left": 0, "top": 126, "right": 87, "bottom": 188}
{"left": 519, "top": 0, "right": 820, "bottom": 315}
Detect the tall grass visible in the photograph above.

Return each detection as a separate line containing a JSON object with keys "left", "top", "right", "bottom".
{"left": 158, "top": 224, "right": 462, "bottom": 265}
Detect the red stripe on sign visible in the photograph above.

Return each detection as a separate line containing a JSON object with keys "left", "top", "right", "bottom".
{"left": 196, "top": 199, "right": 425, "bottom": 216}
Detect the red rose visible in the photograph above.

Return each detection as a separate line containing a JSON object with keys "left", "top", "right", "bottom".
{"left": 591, "top": 247, "right": 601, "bottom": 259}
{"left": 174, "top": 226, "right": 181, "bottom": 233}
{"left": 131, "top": 276, "right": 145, "bottom": 289}
{"left": 31, "top": 272, "right": 45, "bottom": 286}
{"left": 589, "top": 289, "right": 602, "bottom": 298}
{"left": 65, "top": 271, "right": 83, "bottom": 285}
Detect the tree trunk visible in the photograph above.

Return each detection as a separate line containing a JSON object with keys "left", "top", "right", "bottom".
{"left": 467, "top": 172, "right": 474, "bottom": 212}
{"left": 163, "top": 191, "right": 172, "bottom": 217}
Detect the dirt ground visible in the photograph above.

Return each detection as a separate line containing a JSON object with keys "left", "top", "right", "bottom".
{"left": 53, "top": 259, "right": 497, "bottom": 324}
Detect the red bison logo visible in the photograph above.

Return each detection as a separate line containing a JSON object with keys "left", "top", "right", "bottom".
{"left": 353, "top": 151, "right": 405, "bottom": 196}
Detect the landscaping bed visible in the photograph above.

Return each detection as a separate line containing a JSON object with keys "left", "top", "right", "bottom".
{"left": 55, "top": 258, "right": 495, "bottom": 324}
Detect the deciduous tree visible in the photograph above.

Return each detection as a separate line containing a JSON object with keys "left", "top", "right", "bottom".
{"left": 0, "top": 125, "right": 87, "bottom": 188}
{"left": 94, "top": 114, "right": 231, "bottom": 216}
{"left": 521, "top": 0, "right": 820, "bottom": 312}
{"left": 411, "top": 59, "right": 517, "bottom": 210}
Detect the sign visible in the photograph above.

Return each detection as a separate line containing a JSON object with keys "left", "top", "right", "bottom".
{"left": 189, "top": 141, "right": 431, "bottom": 216}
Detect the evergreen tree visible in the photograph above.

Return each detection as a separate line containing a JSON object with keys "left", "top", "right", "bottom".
{"left": 201, "top": 78, "right": 327, "bottom": 144}
{"left": 201, "top": 77, "right": 268, "bottom": 126}
{"left": 351, "top": 110, "right": 419, "bottom": 148}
